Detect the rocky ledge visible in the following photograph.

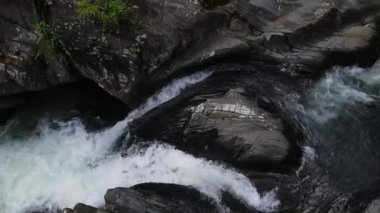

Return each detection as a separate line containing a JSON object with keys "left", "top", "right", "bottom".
{"left": 2, "top": 0, "right": 380, "bottom": 106}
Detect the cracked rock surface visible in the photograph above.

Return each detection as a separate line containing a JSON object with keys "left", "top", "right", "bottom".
{"left": 2, "top": 0, "right": 380, "bottom": 105}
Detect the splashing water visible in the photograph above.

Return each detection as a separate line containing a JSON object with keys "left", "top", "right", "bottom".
{"left": 102, "top": 71, "right": 213, "bottom": 140}
{"left": 126, "top": 71, "right": 213, "bottom": 121}
{"left": 0, "top": 71, "right": 279, "bottom": 212}
{"left": 290, "top": 62, "right": 380, "bottom": 211}
{"left": 299, "top": 62, "right": 380, "bottom": 123}
{"left": 0, "top": 121, "right": 278, "bottom": 213}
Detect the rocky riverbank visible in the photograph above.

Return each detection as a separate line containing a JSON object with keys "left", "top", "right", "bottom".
{"left": 1, "top": 0, "right": 380, "bottom": 212}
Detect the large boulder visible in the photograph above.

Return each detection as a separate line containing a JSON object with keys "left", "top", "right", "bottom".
{"left": 69, "top": 183, "right": 263, "bottom": 213}
{"left": 104, "top": 183, "right": 219, "bottom": 213}
{"left": 63, "top": 203, "right": 110, "bottom": 213}
{"left": 47, "top": 0, "right": 247, "bottom": 104}
{"left": 185, "top": 89, "right": 291, "bottom": 166}
{"left": 72, "top": 203, "right": 108, "bottom": 213}
{"left": 132, "top": 85, "right": 296, "bottom": 170}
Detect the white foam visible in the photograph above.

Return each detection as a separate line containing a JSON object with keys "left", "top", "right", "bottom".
{"left": 0, "top": 120, "right": 278, "bottom": 212}
{"left": 126, "top": 71, "right": 212, "bottom": 121}
{"left": 101, "top": 70, "right": 213, "bottom": 140}
{"left": 0, "top": 71, "right": 279, "bottom": 212}
{"left": 302, "top": 64, "right": 379, "bottom": 123}
{"left": 296, "top": 146, "right": 318, "bottom": 177}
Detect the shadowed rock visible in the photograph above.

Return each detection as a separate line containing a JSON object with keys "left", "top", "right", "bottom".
{"left": 0, "top": 0, "right": 77, "bottom": 96}
{"left": 186, "top": 89, "right": 290, "bottom": 165}
{"left": 104, "top": 183, "right": 219, "bottom": 213}
{"left": 2, "top": 0, "right": 380, "bottom": 104}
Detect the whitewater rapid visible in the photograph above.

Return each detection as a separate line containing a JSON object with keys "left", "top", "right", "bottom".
{"left": 289, "top": 61, "right": 380, "bottom": 211}
{"left": 298, "top": 62, "right": 380, "bottom": 123}
{"left": 0, "top": 71, "right": 279, "bottom": 213}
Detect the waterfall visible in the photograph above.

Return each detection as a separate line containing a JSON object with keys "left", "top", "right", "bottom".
{"left": 90, "top": 70, "right": 213, "bottom": 148}
{"left": 0, "top": 71, "right": 279, "bottom": 213}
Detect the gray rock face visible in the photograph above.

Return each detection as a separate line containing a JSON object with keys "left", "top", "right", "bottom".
{"left": 188, "top": 89, "right": 290, "bottom": 165}
{"left": 2, "top": 0, "right": 380, "bottom": 103}
{"left": 46, "top": 0, "right": 251, "bottom": 104}
{"left": 0, "top": 0, "right": 77, "bottom": 96}
{"left": 49, "top": 0, "right": 380, "bottom": 102}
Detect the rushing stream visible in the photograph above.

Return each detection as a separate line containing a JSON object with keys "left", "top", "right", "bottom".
{"left": 293, "top": 61, "right": 380, "bottom": 211}
{"left": 0, "top": 71, "right": 279, "bottom": 213}
{"left": 2, "top": 60, "right": 380, "bottom": 212}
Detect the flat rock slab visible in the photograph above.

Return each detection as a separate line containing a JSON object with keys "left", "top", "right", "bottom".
{"left": 188, "top": 89, "right": 290, "bottom": 165}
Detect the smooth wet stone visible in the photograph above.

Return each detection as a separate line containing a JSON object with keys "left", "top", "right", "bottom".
{"left": 63, "top": 204, "right": 109, "bottom": 213}
{"left": 187, "top": 89, "right": 290, "bottom": 165}
{"left": 104, "top": 183, "right": 219, "bottom": 213}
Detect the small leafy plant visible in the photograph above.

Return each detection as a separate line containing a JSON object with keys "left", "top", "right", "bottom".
{"left": 129, "top": 42, "right": 140, "bottom": 56}
{"left": 36, "top": 21, "right": 57, "bottom": 50}
{"left": 35, "top": 20, "right": 59, "bottom": 57}
{"left": 75, "top": 0, "right": 137, "bottom": 30}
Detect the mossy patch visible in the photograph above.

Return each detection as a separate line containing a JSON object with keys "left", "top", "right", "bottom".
{"left": 75, "top": 0, "right": 137, "bottom": 30}
{"left": 34, "top": 19, "right": 68, "bottom": 66}
{"left": 129, "top": 42, "right": 140, "bottom": 56}
{"left": 35, "top": 20, "right": 59, "bottom": 58}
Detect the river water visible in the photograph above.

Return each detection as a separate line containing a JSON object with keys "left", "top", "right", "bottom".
{"left": 0, "top": 71, "right": 279, "bottom": 213}
{"left": 293, "top": 61, "right": 380, "bottom": 211}
{"left": 2, "top": 61, "right": 380, "bottom": 212}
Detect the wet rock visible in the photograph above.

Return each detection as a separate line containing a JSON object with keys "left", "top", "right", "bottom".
{"left": 315, "top": 25, "right": 376, "bottom": 52}
{"left": 132, "top": 83, "right": 295, "bottom": 170}
{"left": 2, "top": 0, "right": 380, "bottom": 104}
{"left": 104, "top": 183, "right": 219, "bottom": 213}
{"left": 48, "top": 0, "right": 239, "bottom": 105}
{"left": 72, "top": 204, "right": 97, "bottom": 213}
{"left": 221, "top": 191, "right": 255, "bottom": 213}
{"left": 239, "top": 0, "right": 380, "bottom": 74}
{"left": 71, "top": 203, "right": 108, "bottom": 213}
{"left": 63, "top": 208, "right": 74, "bottom": 213}
{"left": 186, "top": 89, "right": 290, "bottom": 166}
{"left": 129, "top": 62, "right": 307, "bottom": 172}
{"left": 34, "top": 0, "right": 380, "bottom": 105}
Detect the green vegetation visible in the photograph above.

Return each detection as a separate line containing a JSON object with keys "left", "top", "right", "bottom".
{"left": 35, "top": 20, "right": 59, "bottom": 57}
{"left": 75, "top": 0, "right": 137, "bottom": 29}
{"left": 36, "top": 21, "right": 57, "bottom": 51}
{"left": 129, "top": 42, "right": 140, "bottom": 56}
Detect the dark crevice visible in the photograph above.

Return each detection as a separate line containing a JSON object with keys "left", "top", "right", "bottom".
{"left": 200, "top": 0, "right": 230, "bottom": 10}
{"left": 0, "top": 15, "right": 31, "bottom": 32}
{"left": 1, "top": 80, "right": 129, "bottom": 131}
